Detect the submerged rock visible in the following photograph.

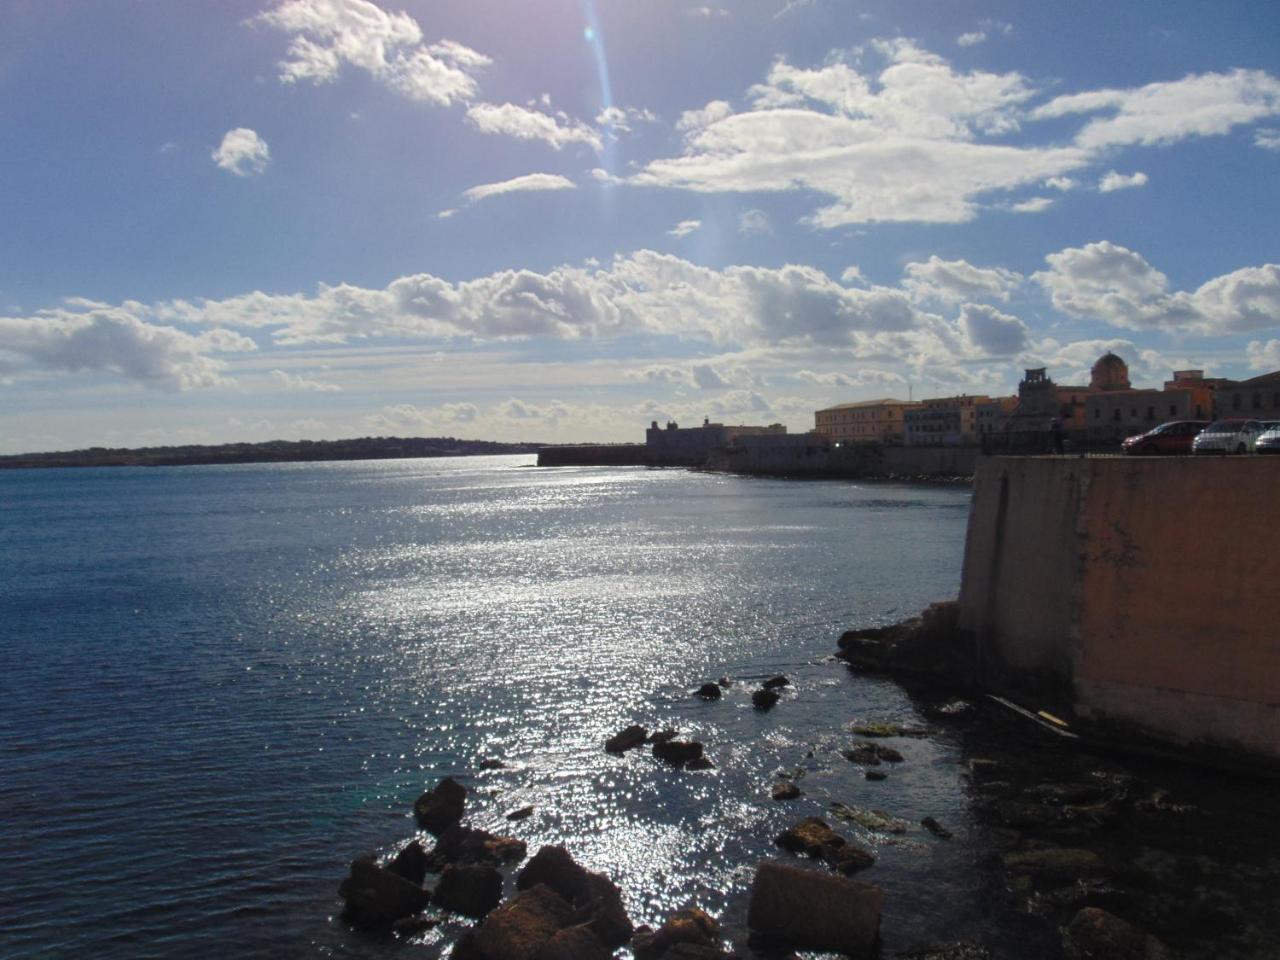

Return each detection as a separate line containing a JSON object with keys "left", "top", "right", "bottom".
{"left": 605, "top": 725, "right": 648, "bottom": 754}
{"left": 649, "top": 729, "right": 679, "bottom": 745}
{"left": 1063, "top": 907, "right": 1171, "bottom": 960}
{"left": 507, "top": 805, "right": 535, "bottom": 822}
{"left": 752, "top": 689, "right": 780, "bottom": 710}
{"left": 653, "top": 739, "right": 705, "bottom": 767}
{"left": 414, "top": 777, "right": 467, "bottom": 836}
{"left": 425, "top": 824, "right": 527, "bottom": 871}
{"left": 829, "top": 802, "right": 908, "bottom": 834}
{"left": 695, "top": 683, "right": 723, "bottom": 700}
{"left": 1002, "top": 848, "right": 1108, "bottom": 882}
{"left": 762, "top": 675, "right": 790, "bottom": 690}
{"left": 775, "top": 817, "right": 875, "bottom": 874}
{"left": 338, "top": 856, "right": 432, "bottom": 930}
{"left": 849, "top": 722, "right": 929, "bottom": 738}
{"left": 747, "top": 860, "right": 882, "bottom": 957}
{"left": 772, "top": 781, "right": 802, "bottom": 801}
{"left": 865, "top": 770, "right": 888, "bottom": 782}
{"left": 921, "top": 817, "right": 953, "bottom": 840}
{"left": 434, "top": 862, "right": 504, "bottom": 918}
{"left": 479, "top": 758, "right": 507, "bottom": 770}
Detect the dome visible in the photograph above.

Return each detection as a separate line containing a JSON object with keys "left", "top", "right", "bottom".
{"left": 1090, "top": 352, "right": 1131, "bottom": 391}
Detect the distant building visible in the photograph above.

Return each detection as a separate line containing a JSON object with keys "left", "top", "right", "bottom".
{"left": 645, "top": 418, "right": 786, "bottom": 466}
{"left": 814, "top": 399, "right": 920, "bottom": 444}
{"left": 1007, "top": 367, "right": 1094, "bottom": 432}
{"left": 1086, "top": 364, "right": 1217, "bottom": 442}
{"left": 975, "top": 396, "right": 1018, "bottom": 436}
{"left": 903, "top": 395, "right": 992, "bottom": 447}
{"left": 1213, "top": 371, "right": 1280, "bottom": 421}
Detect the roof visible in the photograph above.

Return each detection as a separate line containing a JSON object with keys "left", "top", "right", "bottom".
{"left": 815, "top": 398, "right": 917, "bottom": 412}
{"left": 1233, "top": 370, "right": 1280, "bottom": 387}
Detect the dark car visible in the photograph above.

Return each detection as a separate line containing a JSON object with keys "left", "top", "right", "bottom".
{"left": 1121, "top": 420, "right": 1210, "bottom": 455}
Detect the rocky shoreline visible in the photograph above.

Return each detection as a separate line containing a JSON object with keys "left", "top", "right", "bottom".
{"left": 333, "top": 613, "right": 1280, "bottom": 960}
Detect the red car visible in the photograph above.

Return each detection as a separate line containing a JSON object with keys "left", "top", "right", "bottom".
{"left": 1121, "top": 420, "right": 1210, "bottom": 455}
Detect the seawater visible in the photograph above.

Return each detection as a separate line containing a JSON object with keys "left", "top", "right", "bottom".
{"left": 1, "top": 456, "right": 973, "bottom": 958}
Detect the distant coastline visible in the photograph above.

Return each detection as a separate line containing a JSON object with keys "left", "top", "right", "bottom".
{"left": 0, "top": 436, "right": 545, "bottom": 470}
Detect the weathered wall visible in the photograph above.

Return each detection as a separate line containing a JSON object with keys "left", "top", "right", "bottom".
{"left": 959, "top": 456, "right": 1280, "bottom": 762}
{"left": 537, "top": 444, "right": 647, "bottom": 466}
{"left": 881, "top": 446, "right": 979, "bottom": 477}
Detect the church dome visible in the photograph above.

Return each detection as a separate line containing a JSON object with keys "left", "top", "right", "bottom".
{"left": 1090, "top": 351, "right": 1131, "bottom": 391}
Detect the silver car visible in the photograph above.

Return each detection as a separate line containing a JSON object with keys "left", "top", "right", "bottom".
{"left": 1252, "top": 421, "right": 1280, "bottom": 454}
{"left": 1191, "top": 419, "right": 1266, "bottom": 454}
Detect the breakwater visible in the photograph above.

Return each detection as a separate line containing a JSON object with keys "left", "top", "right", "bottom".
{"left": 535, "top": 443, "right": 647, "bottom": 466}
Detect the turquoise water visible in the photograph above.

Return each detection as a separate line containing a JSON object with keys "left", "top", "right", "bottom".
{"left": 1, "top": 456, "right": 976, "bottom": 957}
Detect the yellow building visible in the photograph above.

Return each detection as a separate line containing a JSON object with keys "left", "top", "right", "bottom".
{"left": 814, "top": 399, "right": 921, "bottom": 444}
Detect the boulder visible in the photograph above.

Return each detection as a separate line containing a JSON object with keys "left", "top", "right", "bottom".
{"left": 387, "top": 840, "right": 428, "bottom": 886}
{"left": 649, "top": 729, "right": 679, "bottom": 745}
{"left": 747, "top": 860, "right": 882, "bottom": 957}
{"left": 426, "top": 824, "right": 528, "bottom": 870}
{"left": 1002, "top": 848, "right": 1108, "bottom": 883}
{"left": 842, "top": 745, "right": 881, "bottom": 766}
{"left": 752, "top": 689, "right": 780, "bottom": 710}
{"left": 605, "top": 725, "right": 648, "bottom": 754}
{"left": 775, "top": 817, "right": 875, "bottom": 874}
{"left": 534, "top": 924, "right": 613, "bottom": 960}
{"left": 865, "top": 770, "right": 888, "bottom": 782}
{"left": 835, "top": 601, "right": 969, "bottom": 680}
{"left": 434, "top": 863, "right": 504, "bottom": 918}
{"left": 516, "top": 846, "right": 633, "bottom": 949}
{"left": 582, "top": 872, "right": 635, "bottom": 949}
{"left": 717, "top": 677, "right": 733, "bottom": 688}
{"left": 695, "top": 683, "right": 722, "bottom": 700}
{"left": 686, "top": 756, "right": 715, "bottom": 771}
{"left": 762, "top": 676, "right": 790, "bottom": 690}
{"left": 338, "top": 856, "right": 432, "bottom": 930}
{"left": 921, "top": 817, "right": 953, "bottom": 840}
{"left": 1063, "top": 907, "right": 1171, "bottom": 960}
{"left": 507, "top": 805, "right": 535, "bottom": 822}
{"left": 479, "top": 758, "right": 508, "bottom": 770}
{"left": 414, "top": 777, "right": 467, "bottom": 835}
{"left": 633, "top": 907, "right": 721, "bottom": 960}
{"left": 518, "top": 846, "right": 593, "bottom": 903}
{"left": 653, "top": 740, "right": 705, "bottom": 767}
{"left": 772, "top": 782, "right": 802, "bottom": 801}
{"left": 476, "top": 884, "right": 576, "bottom": 960}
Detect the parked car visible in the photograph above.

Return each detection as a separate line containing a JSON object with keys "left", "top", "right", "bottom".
{"left": 1252, "top": 421, "right": 1280, "bottom": 454}
{"left": 1121, "top": 420, "right": 1209, "bottom": 455}
{"left": 1191, "top": 419, "right": 1266, "bottom": 454}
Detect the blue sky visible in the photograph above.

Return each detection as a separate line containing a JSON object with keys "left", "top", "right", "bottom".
{"left": 3, "top": 0, "right": 1280, "bottom": 452}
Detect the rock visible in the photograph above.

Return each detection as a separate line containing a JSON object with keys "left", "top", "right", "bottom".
{"left": 829, "top": 802, "right": 908, "bottom": 834}
{"left": 476, "top": 884, "right": 576, "bottom": 960}
{"left": 835, "top": 601, "right": 968, "bottom": 680}
{"left": 842, "top": 745, "right": 881, "bottom": 765}
{"left": 653, "top": 740, "right": 705, "bottom": 767}
{"left": 775, "top": 817, "right": 874, "bottom": 874}
{"left": 695, "top": 683, "right": 723, "bottom": 700}
{"left": 1063, "top": 907, "right": 1171, "bottom": 960}
{"left": 991, "top": 800, "right": 1062, "bottom": 829}
{"left": 974, "top": 780, "right": 1017, "bottom": 798}
{"left": 1023, "top": 782, "right": 1108, "bottom": 807}
{"left": 1002, "top": 848, "right": 1109, "bottom": 883}
{"left": 426, "top": 824, "right": 528, "bottom": 870}
{"left": 516, "top": 846, "right": 634, "bottom": 949}
{"left": 763, "top": 675, "right": 790, "bottom": 690}
{"left": 928, "top": 699, "right": 978, "bottom": 721}
{"left": 897, "top": 943, "right": 990, "bottom": 960}
{"left": 772, "top": 782, "right": 802, "bottom": 801}
{"left": 649, "top": 729, "right": 678, "bottom": 744}
{"left": 633, "top": 907, "right": 721, "bottom": 960}
{"left": 605, "top": 725, "right": 648, "bottom": 753}
{"left": 452, "top": 930, "right": 489, "bottom": 960}
{"left": 865, "top": 770, "right": 888, "bottom": 782}
{"left": 717, "top": 677, "right": 732, "bottom": 688}
{"left": 434, "top": 863, "right": 504, "bottom": 918}
{"left": 387, "top": 840, "right": 428, "bottom": 886}
{"left": 391, "top": 913, "right": 440, "bottom": 936}
{"left": 921, "top": 817, "right": 953, "bottom": 840}
{"left": 479, "top": 758, "right": 507, "bottom": 770}
{"left": 507, "top": 805, "right": 535, "bottom": 822}
{"left": 686, "top": 756, "right": 715, "bottom": 771}
{"left": 848, "top": 722, "right": 928, "bottom": 738}
{"left": 752, "top": 689, "right": 780, "bottom": 710}
{"left": 534, "top": 924, "right": 613, "bottom": 960}
{"left": 414, "top": 777, "right": 467, "bottom": 836}
{"left": 747, "top": 860, "right": 882, "bottom": 957}
{"left": 966, "top": 758, "right": 1003, "bottom": 783}
{"left": 338, "top": 856, "right": 432, "bottom": 930}
{"left": 826, "top": 845, "right": 876, "bottom": 875}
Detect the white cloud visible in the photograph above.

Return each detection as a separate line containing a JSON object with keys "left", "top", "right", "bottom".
{"left": 668, "top": 219, "right": 702, "bottom": 238}
{"left": 0, "top": 302, "right": 254, "bottom": 390}
{"left": 1045, "top": 176, "right": 1077, "bottom": 191}
{"left": 1011, "top": 196, "right": 1053, "bottom": 213}
{"left": 1255, "top": 128, "right": 1280, "bottom": 151}
{"left": 738, "top": 209, "right": 773, "bottom": 236}
{"left": 676, "top": 100, "right": 734, "bottom": 132}
{"left": 212, "top": 128, "right": 271, "bottom": 177}
{"left": 902, "top": 256, "right": 1022, "bottom": 305}
{"left": 957, "top": 32, "right": 986, "bottom": 47}
{"left": 796, "top": 368, "right": 904, "bottom": 387}
{"left": 840, "top": 266, "right": 866, "bottom": 286}
{"left": 367, "top": 401, "right": 480, "bottom": 433}
{"left": 465, "top": 102, "right": 602, "bottom": 150}
{"left": 1031, "top": 68, "right": 1280, "bottom": 150}
{"left": 494, "top": 397, "right": 570, "bottom": 423}
{"left": 270, "top": 368, "right": 341, "bottom": 391}
{"left": 1098, "top": 170, "right": 1149, "bottom": 192}
{"left": 958, "top": 302, "right": 1029, "bottom": 355}
{"left": 1034, "top": 240, "right": 1280, "bottom": 334}
{"left": 462, "top": 173, "right": 577, "bottom": 203}
{"left": 692, "top": 363, "right": 730, "bottom": 389}
{"left": 1247, "top": 339, "right": 1280, "bottom": 370}
{"left": 688, "top": 5, "right": 730, "bottom": 18}
{"left": 596, "top": 105, "right": 657, "bottom": 133}
{"left": 253, "top": 0, "right": 488, "bottom": 107}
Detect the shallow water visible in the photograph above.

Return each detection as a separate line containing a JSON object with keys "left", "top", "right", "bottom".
{"left": 2, "top": 455, "right": 1275, "bottom": 960}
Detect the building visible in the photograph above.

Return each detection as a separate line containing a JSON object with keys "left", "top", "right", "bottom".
{"left": 1086, "top": 362, "right": 1217, "bottom": 442}
{"left": 814, "top": 399, "right": 920, "bottom": 444}
{"left": 645, "top": 418, "right": 786, "bottom": 466}
{"left": 903, "top": 395, "right": 993, "bottom": 447}
{"left": 1213, "top": 371, "right": 1280, "bottom": 420}
{"left": 975, "top": 396, "right": 1018, "bottom": 436}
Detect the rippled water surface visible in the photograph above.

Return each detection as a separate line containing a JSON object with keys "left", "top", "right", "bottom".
{"left": 1, "top": 457, "right": 976, "bottom": 958}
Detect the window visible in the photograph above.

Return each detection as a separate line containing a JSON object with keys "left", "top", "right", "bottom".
{"left": 1233, "top": 393, "right": 1242, "bottom": 410}
{"left": 1146, "top": 406, "right": 1155, "bottom": 420}
{"left": 1170, "top": 405, "right": 1177, "bottom": 416}
{"left": 1094, "top": 408, "right": 1101, "bottom": 419}
{"left": 1113, "top": 408, "right": 1121, "bottom": 421}
{"left": 1253, "top": 393, "right": 1262, "bottom": 409}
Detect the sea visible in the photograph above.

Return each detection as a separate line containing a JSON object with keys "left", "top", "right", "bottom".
{"left": 2, "top": 455, "right": 1277, "bottom": 960}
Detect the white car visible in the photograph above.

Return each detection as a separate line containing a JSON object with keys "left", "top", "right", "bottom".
{"left": 1252, "top": 422, "right": 1280, "bottom": 454}
{"left": 1191, "top": 419, "right": 1266, "bottom": 454}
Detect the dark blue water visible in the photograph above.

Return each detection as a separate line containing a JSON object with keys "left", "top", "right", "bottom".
{"left": 1, "top": 457, "right": 978, "bottom": 958}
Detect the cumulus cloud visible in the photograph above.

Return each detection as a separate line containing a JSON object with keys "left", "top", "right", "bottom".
{"left": 271, "top": 368, "right": 341, "bottom": 391}
{"left": 1010, "top": 197, "right": 1053, "bottom": 213}
{"left": 465, "top": 102, "right": 602, "bottom": 150}
{"left": 212, "top": 128, "right": 271, "bottom": 176}
{"left": 1045, "top": 176, "right": 1077, "bottom": 191}
{"left": 1247, "top": 339, "right": 1280, "bottom": 370}
{"left": 958, "top": 302, "right": 1029, "bottom": 355}
{"left": 462, "top": 173, "right": 576, "bottom": 203}
{"left": 903, "top": 256, "right": 1022, "bottom": 305}
{"left": 1098, "top": 170, "right": 1148, "bottom": 192}
{"left": 957, "top": 32, "right": 986, "bottom": 47}
{"left": 1256, "top": 129, "right": 1280, "bottom": 151}
{"left": 253, "top": 0, "right": 489, "bottom": 106}
{"left": 676, "top": 100, "right": 734, "bottom": 132}
{"left": 840, "top": 266, "right": 867, "bottom": 286}
{"left": 796, "top": 368, "right": 904, "bottom": 387}
{"left": 0, "top": 302, "right": 254, "bottom": 390}
{"left": 631, "top": 362, "right": 730, "bottom": 389}
{"left": 494, "top": 397, "right": 570, "bottom": 423}
{"left": 596, "top": 105, "right": 657, "bottom": 133}
{"left": 1031, "top": 68, "right": 1280, "bottom": 150}
{"left": 367, "top": 401, "right": 480, "bottom": 432}
{"left": 668, "top": 219, "right": 702, "bottom": 238}
{"left": 1033, "top": 240, "right": 1280, "bottom": 334}
{"left": 738, "top": 209, "right": 773, "bottom": 235}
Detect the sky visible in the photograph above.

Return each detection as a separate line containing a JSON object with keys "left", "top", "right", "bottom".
{"left": 2, "top": 0, "right": 1280, "bottom": 453}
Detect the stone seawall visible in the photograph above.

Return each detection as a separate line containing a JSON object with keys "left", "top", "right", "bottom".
{"left": 958, "top": 456, "right": 1280, "bottom": 765}
{"left": 536, "top": 444, "right": 647, "bottom": 467}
